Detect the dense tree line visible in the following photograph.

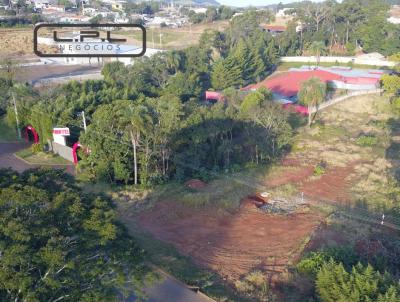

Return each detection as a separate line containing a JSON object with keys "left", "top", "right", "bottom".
{"left": 182, "top": 6, "right": 236, "bottom": 24}
{"left": 124, "top": 1, "right": 160, "bottom": 15}
{"left": 9, "top": 7, "right": 399, "bottom": 185}
{"left": 296, "top": 244, "right": 400, "bottom": 302}
{"left": 76, "top": 89, "right": 291, "bottom": 185}
{"left": 288, "top": 0, "right": 400, "bottom": 56}
{"left": 0, "top": 168, "right": 150, "bottom": 301}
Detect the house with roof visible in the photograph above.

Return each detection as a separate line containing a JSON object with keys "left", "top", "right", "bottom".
{"left": 263, "top": 25, "right": 286, "bottom": 35}
{"left": 240, "top": 66, "right": 385, "bottom": 115}
{"left": 243, "top": 67, "right": 383, "bottom": 100}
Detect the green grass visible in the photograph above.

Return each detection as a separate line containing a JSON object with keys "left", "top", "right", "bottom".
{"left": 15, "top": 149, "right": 71, "bottom": 165}
{"left": 0, "top": 116, "right": 19, "bottom": 142}
{"left": 312, "top": 123, "right": 349, "bottom": 142}
{"left": 277, "top": 61, "right": 386, "bottom": 71}
{"left": 355, "top": 135, "right": 378, "bottom": 147}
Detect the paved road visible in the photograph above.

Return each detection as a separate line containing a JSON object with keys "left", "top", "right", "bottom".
{"left": 126, "top": 277, "right": 214, "bottom": 302}
{"left": 15, "top": 64, "right": 102, "bottom": 85}
{"left": 0, "top": 142, "right": 75, "bottom": 174}
{"left": 143, "top": 268, "right": 214, "bottom": 302}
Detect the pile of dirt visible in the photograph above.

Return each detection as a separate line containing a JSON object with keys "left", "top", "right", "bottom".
{"left": 136, "top": 200, "right": 323, "bottom": 282}
{"left": 185, "top": 179, "right": 207, "bottom": 189}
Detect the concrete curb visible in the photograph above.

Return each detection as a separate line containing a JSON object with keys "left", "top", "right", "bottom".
{"left": 13, "top": 154, "right": 74, "bottom": 167}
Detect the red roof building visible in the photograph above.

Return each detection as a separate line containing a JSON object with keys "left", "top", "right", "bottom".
{"left": 264, "top": 25, "right": 287, "bottom": 33}
{"left": 244, "top": 70, "right": 342, "bottom": 97}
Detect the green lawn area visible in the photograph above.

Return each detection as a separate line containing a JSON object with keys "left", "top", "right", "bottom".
{"left": 277, "top": 61, "right": 387, "bottom": 71}
{"left": 15, "top": 149, "right": 71, "bottom": 165}
{"left": 0, "top": 116, "right": 19, "bottom": 142}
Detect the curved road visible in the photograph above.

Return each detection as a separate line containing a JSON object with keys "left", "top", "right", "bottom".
{"left": 0, "top": 142, "right": 75, "bottom": 174}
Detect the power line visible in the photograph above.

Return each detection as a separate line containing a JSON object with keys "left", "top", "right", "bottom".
{"left": 23, "top": 97, "right": 400, "bottom": 231}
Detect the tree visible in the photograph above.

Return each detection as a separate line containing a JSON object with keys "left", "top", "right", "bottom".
{"left": 211, "top": 55, "right": 242, "bottom": 90}
{"left": 381, "top": 73, "right": 400, "bottom": 113}
{"left": 233, "top": 39, "right": 257, "bottom": 84}
{"left": 102, "top": 61, "right": 126, "bottom": 83}
{"left": 165, "top": 51, "right": 182, "bottom": 74}
{"left": 79, "top": 103, "right": 132, "bottom": 183}
{"left": 0, "top": 169, "right": 150, "bottom": 301}
{"left": 381, "top": 74, "right": 400, "bottom": 95}
{"left": 309, "top": 41, "right": 326, "bottom": 66}
{"left": 240, "top": 88, "right": 291, "bottom": 160}
{"left": 298, "top": 77, "right": 327, "bottom": 127}
{"left": 316, "top": 260, "right": 400, "bottom": 302}
{"left": 116, "top": 101, "right": 153, "bottom": 185}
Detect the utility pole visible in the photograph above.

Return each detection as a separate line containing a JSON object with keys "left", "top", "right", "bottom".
{"left": 151, "top": 29, "right": 155, "bottom": 48}
{"left": 159, "top": 32, "right": 162, "bottom": 49}
{"left": 81, "top": 111, "right": 87, "bottom": 133}
{"left": 12, "top": 91, "right": 21, "bottom": 139}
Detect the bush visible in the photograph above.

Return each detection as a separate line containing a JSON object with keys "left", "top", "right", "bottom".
{"left": 234, "top": 271, "right": 275, "bottom": 301}
{"left": 314, "top": 161, "right": 327, "bottom": 176}
{"left": 30, "top": 143, "right": 42, "bottom": 153}
{"left": 356, "top": 135, "right": 378, "bottom": 146}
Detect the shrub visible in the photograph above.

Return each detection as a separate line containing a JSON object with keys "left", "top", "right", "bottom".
{"left": 235, "top": 271, "right": 275, "bottom": 301}
{"left": 316, "top": 261, "right": 400, "bottom": 302}
{"left": 356, "top": 135, "right": 378, "bottom": 146}
{"left": 30, "top": 143, "right": 42, "bottom": 153}
{"left": 314, "top": 161, "right": 327, "bottom": 176}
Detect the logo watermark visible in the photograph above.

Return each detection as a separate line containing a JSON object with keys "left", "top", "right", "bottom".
{"left": 34, "top": 23, "right": 146, "bottom": 58}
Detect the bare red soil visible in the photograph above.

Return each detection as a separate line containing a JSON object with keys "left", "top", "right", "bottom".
{"left": 265, "top": 165, "right": 315, "bottom": 188}
{"left": 137, "top": 201, "right": 324, "bottom": 281}
{"left": 300, "top": 164, "right": 357, "bottom": 202}
{"left": 185, "top": 179, "right": 207, "bottom": 189}
{"left": 137, "top": 157, "right": 358, "bottom": 283}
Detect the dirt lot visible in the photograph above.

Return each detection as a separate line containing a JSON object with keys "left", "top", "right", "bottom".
{"left": 114, "top": 21, "right": 229, "bottom": 50}
{"left": 127, "top": 93, "right": 396, "bottom": 298}
{"left": 0, "top": 28, "right": 33, "bottom": 56}
{"left": 137, "top": 200, "right": 323, "bottom": 282}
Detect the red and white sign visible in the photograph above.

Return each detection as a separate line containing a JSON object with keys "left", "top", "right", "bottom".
{"left": 53, "top": 127, "right": 70, "bottom": 146}
{"left": 53, "top": 128, "right": 70, "bottom": 136}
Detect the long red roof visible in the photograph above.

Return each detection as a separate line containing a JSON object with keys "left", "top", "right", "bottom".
{"left": 244, "top": 70, "right": 342, "bottom": 97}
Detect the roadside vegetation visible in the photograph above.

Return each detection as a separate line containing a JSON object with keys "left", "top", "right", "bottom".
{"left": 0, "top": 168, "right": 155, "bottom": 301}
{"left": 0, "top": 1, "right": 399, "bottom": 301}
{"left": 15, "top": 147, "right": 71, "bottom": 165}
{"left": 0, "top": 116, "right": 18, "bottom": 142}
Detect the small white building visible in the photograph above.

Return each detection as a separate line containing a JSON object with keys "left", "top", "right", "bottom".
{"left": 42, "top": 4, "right": 65, "bottom": 13}
{"left": 191, "top": 7, "right": 207, "bottom": 14}
{"left": 387, "top": 16, "right": 400, "bottom": 24}
{"left": 33, "top": 0, "right": 51, "bottom": 10}
{"left": 58, "top": 14, "right": 91, "bottom": 23}
{"left": 276, "top": 8, "right": 294, "bottom": 18}
{"left": 82, "top": 7, "right": 97, "bottom": 16}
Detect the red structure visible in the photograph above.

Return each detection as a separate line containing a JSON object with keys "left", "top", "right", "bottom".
{"left": 72, "top": 142, "right": 81, "bottom": 165}
{"left": 264, "top": 25, "right": 286, "bottom": 34}
{"left": 244, "top": 70, "right": 342, "bottom": 97}
{"left": 24, "top": 125, "right": 39, "bottom": 144}
{"left": 205, "top": 91, "right": 224, "bottom": 102}
{"left": 282, "top": 103, "right": 309, "bottom": 116}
